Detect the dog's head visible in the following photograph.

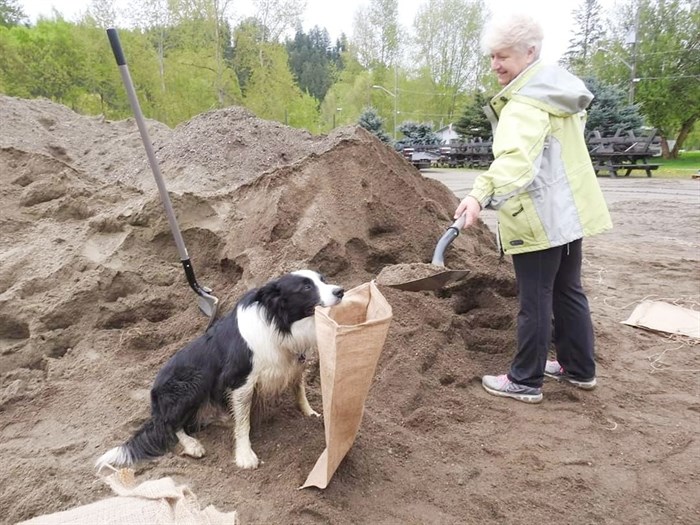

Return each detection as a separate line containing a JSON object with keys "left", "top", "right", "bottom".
{"left": 290, "top": 269, "right": 344, "bottom": 307}
{"left": 256, "top": 270, "right": 344, "bottom": 329}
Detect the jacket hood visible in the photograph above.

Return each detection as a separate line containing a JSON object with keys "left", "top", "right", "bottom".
{"left": 489, "top": 61, "right": 594, "bottom": 118}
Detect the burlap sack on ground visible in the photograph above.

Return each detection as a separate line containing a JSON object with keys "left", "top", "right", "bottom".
{"left": 18, "top": 469, "right": 236, "bottom": 525}
{"left": 302, "top": 281, "right": 392, "bottom": 489}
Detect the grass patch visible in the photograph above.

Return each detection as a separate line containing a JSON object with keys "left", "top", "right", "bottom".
{"left": 653, "top": 150, "right": 700, "bottom": 178}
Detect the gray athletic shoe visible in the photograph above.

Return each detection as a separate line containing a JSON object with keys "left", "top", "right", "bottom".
{"left": 482, "top": 374, "right": 543, "bottom": 403}
{"left": 544, "top": 360, "right": 597, "bottom": 390}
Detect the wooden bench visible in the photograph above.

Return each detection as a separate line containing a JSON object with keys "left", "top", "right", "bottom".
{"left": 593, "top": 162, "right": 660, "bottom": 177}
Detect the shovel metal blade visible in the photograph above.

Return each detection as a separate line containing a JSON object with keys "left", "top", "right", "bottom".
{"left": 386, "top": 269, "right": 469, "bottom": 292}
{"left": 196, "top": 290, "right": 219, "bottom": 329}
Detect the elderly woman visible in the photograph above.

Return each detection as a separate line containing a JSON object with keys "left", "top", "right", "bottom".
{"left": 454, "top": 13, "right": 612, "bottom": 403}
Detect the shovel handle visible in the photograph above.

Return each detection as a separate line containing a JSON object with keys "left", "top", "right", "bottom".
{"left": 431, "top": 214, "right": 466, "bottom": 266}
{"left": 452, "top": 213, "right": 467, "bottom": 230}
{"left": 106, "top": 28, "right": 126, "bottom": 66}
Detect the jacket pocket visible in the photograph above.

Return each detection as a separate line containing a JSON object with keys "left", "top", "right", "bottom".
{"left": 498, "top": 194, "right": 546, "bottom": 251}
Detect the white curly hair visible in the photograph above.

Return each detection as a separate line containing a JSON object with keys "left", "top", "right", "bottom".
{"left": 481, "top": 12, "right": 544, "bottom": 58}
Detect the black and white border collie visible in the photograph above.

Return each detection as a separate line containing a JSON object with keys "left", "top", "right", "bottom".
{"left": 96, "top": 270, "right": 344, "bottom": 471}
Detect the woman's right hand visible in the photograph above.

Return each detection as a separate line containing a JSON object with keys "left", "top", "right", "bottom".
{"left": 454, "top": 196, "right": 482, "bottom": 228}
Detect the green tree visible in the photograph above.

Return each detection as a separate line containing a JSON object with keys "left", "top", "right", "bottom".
{"left": 583, "top": 77, "right": 644, "bottom": 135}
{"left": 453, "top": 91, "right": 491, "bottom": 139}
{"left": 413, "top": 0, "right": 488, "bottom": 118}
{"left": 168, "top": 0, "right": 238, "bottom": 108}
{"left": 242, "top": 40, "right": 318, "bottom": 130}
{"left": 635, "top": 0, "right": 700, "bottom": 157}
{"left": 0, "top": 0, "right": 25, "bottom": 27}
{"left": 0, "top": 24, "right": 28, "bottom": 95}
{"left": 15, "top": 20, "right": 89, "bottom": 106}
{"left": 86, "top": 0, "right": 117, "bottom": 28}
{"left": 352, "top": 0, "right": 399, "bottom": 68}
{"left": 286, "top": 26, "right": 336, "bottom": 101}
{"left": 561, "top": 0, "right": 605, "bottom": 76}
{"left": 232, "top": 18, "right": 265, "bottom": 94}
{"left": 319, "top": 53, "right": 372, "bottom": 133}
{"left": 126, "top": 0, "right": 176, "bottom": 93}
{"left": 253, "top": 0, "right": 305, "bottom": 43}
{"left": 358, "top": 106, "right": 391, "bottom": 143}
{"left": 396, "top": 121, "right": 439, "bottom": 149}
{"left": 598, "top": 0, "right": 700, "bottom": 157}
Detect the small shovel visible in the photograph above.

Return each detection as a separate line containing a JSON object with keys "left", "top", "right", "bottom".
{"left": 383, "top": 214, "right": 469, "bottom": 292}
{"left": 107, "top": 28, "right": 219, "bottom": 327}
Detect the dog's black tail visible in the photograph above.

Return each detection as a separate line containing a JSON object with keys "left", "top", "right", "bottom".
{"left": 95, "top": 417, "right": 177, "bottom": 472}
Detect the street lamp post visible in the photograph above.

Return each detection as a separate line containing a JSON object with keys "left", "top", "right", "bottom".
{"left": 371, "top": 84, "right": 397, "bottom": 140}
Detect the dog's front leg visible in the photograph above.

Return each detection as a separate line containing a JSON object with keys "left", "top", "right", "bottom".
{"left": 228, "top": 382, "right": 259, "bottom": 469}
{"left": 295, "top": 374, "right": 320, "bottom": 417}
{"left": 176, "top": 429, "right": 206, "bottom": 458}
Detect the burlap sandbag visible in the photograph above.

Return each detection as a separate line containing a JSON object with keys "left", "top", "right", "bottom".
{"left": 301, "top": 281, "right": 392, "bottom": 489}
{"left": 18, "top": 469, "right": 236, "bottom": 525}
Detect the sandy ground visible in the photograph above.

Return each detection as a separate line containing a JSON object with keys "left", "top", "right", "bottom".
{"left": 1, "top": 95, "right": 699, "bottom": 524}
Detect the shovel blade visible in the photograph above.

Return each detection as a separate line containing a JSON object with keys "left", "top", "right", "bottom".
{"left": 196, "top": 292, "right": 219, "bottom": 328}
{"left": 387, "top": 270, "right": 469, "bottom": 292}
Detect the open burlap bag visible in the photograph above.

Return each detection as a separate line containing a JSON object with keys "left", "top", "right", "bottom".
{"left": 18, "top": 469, "right": 236, "bottom": 525}
{"left": 302, "top": 281, "right": 392, "bottom": 489}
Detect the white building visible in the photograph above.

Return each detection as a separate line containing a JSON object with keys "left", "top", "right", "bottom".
{"left": 434, "top": 123, "right": 460, "bottom": 144}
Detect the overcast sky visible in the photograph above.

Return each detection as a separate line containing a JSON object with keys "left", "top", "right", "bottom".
{"left": 18, "top": 0, "right": 596, "bottom": 63}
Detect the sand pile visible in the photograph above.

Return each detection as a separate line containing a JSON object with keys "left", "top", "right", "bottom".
{"left": 0, "top": 95, "right": 516, "bottom": 523}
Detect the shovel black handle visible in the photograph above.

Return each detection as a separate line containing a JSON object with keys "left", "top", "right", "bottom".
{"left": 106, "top": 28, "right": 126, "bottom": 65}
{"left": 431, "top": 215, "right": 466, "bottom": 266}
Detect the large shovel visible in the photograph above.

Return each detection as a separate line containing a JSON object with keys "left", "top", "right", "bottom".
{"left": 106, "top": 28, "right": 219, "bottom": 326}
{"left": 377, "top": 214, "right": 470, "bottom": 292}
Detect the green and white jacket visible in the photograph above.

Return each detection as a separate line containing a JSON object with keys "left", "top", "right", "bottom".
{"left": 469, "top": 61, "right": 612, "bottom": 255}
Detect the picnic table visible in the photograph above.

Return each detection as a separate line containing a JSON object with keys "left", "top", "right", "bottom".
{"left": 587, "top": 129, "right": 661, "bottom": 178}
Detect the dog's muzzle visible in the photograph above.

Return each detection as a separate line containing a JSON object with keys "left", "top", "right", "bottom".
{"left": 324, "top": 287, "right": 344, "bottom": 307}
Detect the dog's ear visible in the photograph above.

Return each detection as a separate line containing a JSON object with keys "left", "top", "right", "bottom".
{"left": 256, "top": 281, "right": 291, "bottom": 329}
{"left": 257, "top": 281, "right": 280, "bottom": 301}
{"left": 257, "top": 282, "right": 290, "bottom": 309}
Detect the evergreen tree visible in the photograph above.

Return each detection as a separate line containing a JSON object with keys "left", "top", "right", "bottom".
{"left": 330, "top": 33, "right": 347, "bottom": 71}
{"left": 358, "top": 106, "right": 391, "bottom": 143}
{"left": 584, "top": 77, "right": 644, "bottom": 135}
{"left": 454, "top": 92, "right": 491, "bottom": 140}
{"left": 286, "top": 26, "right": 335, "bottom": 101}
{"left": 562, "top": 0, "right": 605, "bottom": 75}
{"left": 395, "top": 121, "right": 439, "bottom": 149}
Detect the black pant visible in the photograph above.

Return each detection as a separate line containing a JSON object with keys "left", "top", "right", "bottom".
{"left": 507, "top": 238, "right": 596, "bottom": 388}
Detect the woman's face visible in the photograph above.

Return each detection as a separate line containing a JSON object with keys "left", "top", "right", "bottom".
{"left": 490, "top": 46, "right": 537, "bottom": 86}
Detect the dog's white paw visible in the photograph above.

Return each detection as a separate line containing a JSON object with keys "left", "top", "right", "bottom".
{"left": 235, "top": 448, "right": 259, "bottom": 469}
{"left": 303, "top": 407, "right": 321, "bottom": 417}
{"left": 181, "top": 440, "right": 206, "bottom": 459}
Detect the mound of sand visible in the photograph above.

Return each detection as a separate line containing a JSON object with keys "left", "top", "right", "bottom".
{"left": 0, "top": 95, "right": 515, "bottom": 523}
{"left": 3, "top": 94, "right": 699, "bottom": 525}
